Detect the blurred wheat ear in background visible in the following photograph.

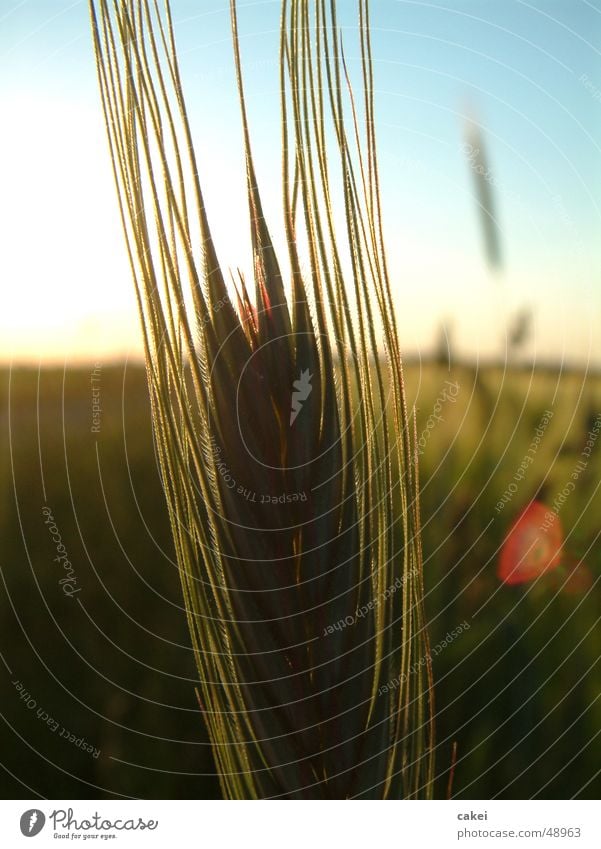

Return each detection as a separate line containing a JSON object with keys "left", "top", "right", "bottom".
{"left": 89, "top": 0, "right": 435, "bottom": 798}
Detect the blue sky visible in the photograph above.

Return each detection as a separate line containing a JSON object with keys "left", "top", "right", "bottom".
{"left": 1, "top": 0, "right": 600, "bottom": 364}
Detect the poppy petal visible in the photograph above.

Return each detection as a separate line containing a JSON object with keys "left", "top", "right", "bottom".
{"left": 498, "top": 501, "right": 563, "bottom": 586}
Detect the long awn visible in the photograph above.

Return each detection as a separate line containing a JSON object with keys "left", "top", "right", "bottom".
{"left": 90, "top": 0, "right": 435, "bottom": 799}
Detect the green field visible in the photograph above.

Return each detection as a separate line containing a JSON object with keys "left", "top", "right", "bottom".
{"left": 1, "top": 361, "right": 599, "bottom": 798}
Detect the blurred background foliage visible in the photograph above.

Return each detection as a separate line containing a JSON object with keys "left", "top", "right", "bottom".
{"left": 1, "top": 361, "right": 599, "bottom": 798}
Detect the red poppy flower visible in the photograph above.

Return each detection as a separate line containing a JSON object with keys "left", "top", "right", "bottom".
{"left": 498, "top": 501, "right": 563, "bottom": 585}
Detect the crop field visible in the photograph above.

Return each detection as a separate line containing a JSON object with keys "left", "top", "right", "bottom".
{"left": 1, "top": 362, "right": 599, "bottom": 799}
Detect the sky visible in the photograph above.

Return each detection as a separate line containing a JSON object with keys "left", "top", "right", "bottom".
{"left": 1, "top": 0, "right": 600, "bottom": 365}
